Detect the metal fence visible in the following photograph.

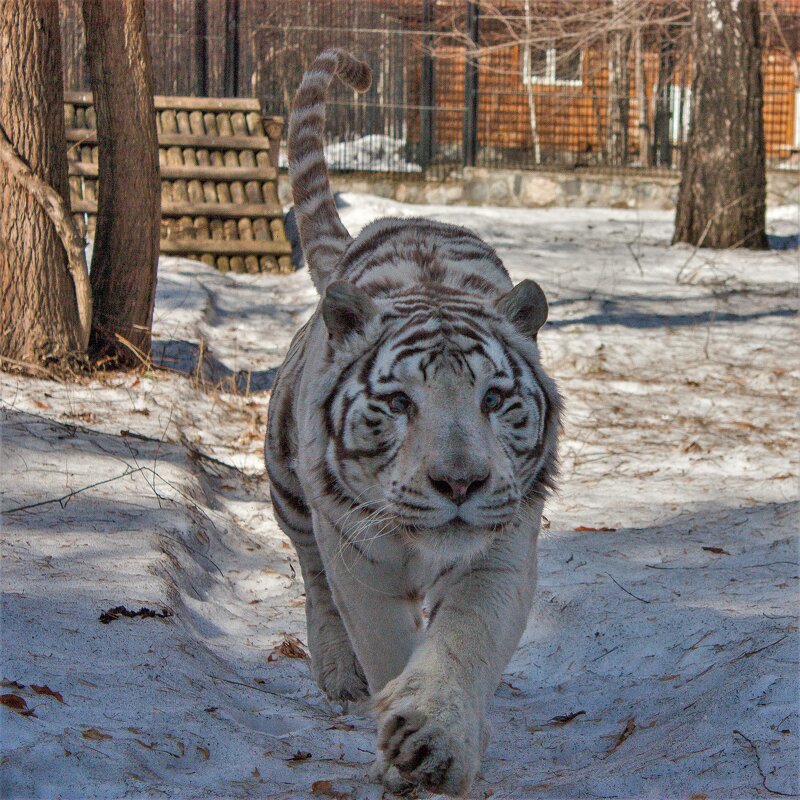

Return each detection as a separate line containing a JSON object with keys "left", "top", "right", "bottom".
{"left": 60, "top": 0, "right": 800, "bottom": 178}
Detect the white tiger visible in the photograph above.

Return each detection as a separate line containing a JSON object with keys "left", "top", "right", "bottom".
{"left": 265, "top": 49, "right": 561, "bottom": 795}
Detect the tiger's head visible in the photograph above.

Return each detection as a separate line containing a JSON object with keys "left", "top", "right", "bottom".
{"left": 319, "top": 278, "right": 560, "bottom": 561}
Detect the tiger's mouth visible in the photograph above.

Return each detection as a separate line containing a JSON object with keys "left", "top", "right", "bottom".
{"left": 396, "top": 518, "right": 507, "bottom": 564}
{"left": 397, "top": 509, "right": 515, "bottom": 536}
{"left": 387, "top": 492, "right": 520, "bottom": 539}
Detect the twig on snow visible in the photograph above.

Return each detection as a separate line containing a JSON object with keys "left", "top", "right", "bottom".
{"left": 3, "top": 466, "right": 144, "bottom": 513}
{"left": 604, "top": 572, "right": 651, "bottom": 603}
{"left": 733, "top": 729, "right": 799, "bottom": 797}
{"left": 625, "top": 241, "right": 644, "bottom": 277}
{"left": 731, "top": 635, "right": 789, "bottom": 663}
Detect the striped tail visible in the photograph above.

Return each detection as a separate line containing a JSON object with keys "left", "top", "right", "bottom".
{"left": 288, "top": 49, "right": 372, "bottom": 293}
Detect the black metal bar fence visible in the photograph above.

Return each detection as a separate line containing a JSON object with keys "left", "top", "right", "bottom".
{"left": 60, "top": 0, "right": 800, "bottom": 178}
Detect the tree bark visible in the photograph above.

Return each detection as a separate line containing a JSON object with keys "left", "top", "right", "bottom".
{"left": 0, "top": 128, "right": 92, "bottom": 350}
{"left": 0, "top": 0, "right": 83, "bottom": 366}
{"left": 82, "top": 0, "right": 161, "bottom": 363}
{"left": 606, "top": 17, "right": 632, "bottom": 166}
{"left": 673, "top": 0, "right": 768, "bottom": 249}
{"left": 634, "top": 27, "right": 651, "bottom": 166}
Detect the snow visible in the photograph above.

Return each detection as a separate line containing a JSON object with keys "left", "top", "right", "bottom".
{"left": 1, "top": 196, "right": 798, "bottom": 799}
{"left": 279, "top": 136, "right": 422, "bottom": 173}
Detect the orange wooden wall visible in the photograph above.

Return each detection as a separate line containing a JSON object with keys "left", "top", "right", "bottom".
{"left": 410, "top": 42, "right": 798, "bottom": 162}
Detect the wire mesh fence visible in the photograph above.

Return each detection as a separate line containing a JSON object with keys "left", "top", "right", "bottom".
{"left": 61, "top": 0, "right": 800, "bottom": 178}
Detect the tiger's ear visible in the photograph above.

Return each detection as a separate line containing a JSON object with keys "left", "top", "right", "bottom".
{"left": 496, "top": 279, "right": 548, "bottom": 340}
{"left": 322, "top": 280, "right": 377, "bottom": 343}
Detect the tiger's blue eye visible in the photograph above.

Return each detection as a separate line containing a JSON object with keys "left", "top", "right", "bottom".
{"left": 482, "top": 388, "right": 504, "bottom": 413}
{"left": 388, "top": 392, "right": 413, "bottom": 414}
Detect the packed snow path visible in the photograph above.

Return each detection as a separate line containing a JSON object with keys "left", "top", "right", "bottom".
{"left": 2, "top": 198, "right": 798, "bottom": 799}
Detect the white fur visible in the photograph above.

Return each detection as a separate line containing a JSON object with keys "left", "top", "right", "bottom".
{"left": 279, "top": 310, "right": 551, "bottom": 795}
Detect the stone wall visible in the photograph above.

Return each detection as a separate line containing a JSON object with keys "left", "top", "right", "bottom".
{"left": 279, "top": 168, "right": 798, "bottom": 211}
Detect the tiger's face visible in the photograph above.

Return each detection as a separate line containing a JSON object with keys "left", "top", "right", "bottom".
{"left": 320, "top": 280, "right": 558, "bottom": 559}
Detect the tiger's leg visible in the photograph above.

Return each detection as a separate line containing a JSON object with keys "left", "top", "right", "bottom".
{"left": 293, "top": 539, "right": 369, "bottom": 704}
{"left": 271, "top": 489, "right": 368, "bottom": 704}
{"left": 312, "top": 511, "right": 421, "bottom": 694}
{"left": 373, "top": 506, "right": 543, "bottom": 795}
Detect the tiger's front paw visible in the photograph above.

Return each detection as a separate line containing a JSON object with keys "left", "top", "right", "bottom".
{"left": 373, "top": 672, "right": 483, "bottom": 796}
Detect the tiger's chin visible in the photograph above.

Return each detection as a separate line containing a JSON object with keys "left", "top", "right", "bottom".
{"left": 397, "top": 513, "right": 516, "bottom": 563}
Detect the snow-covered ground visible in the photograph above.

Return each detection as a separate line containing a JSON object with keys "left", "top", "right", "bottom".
{"left": 279, "top": 136, "right": 422, "bottom": 173}
{"left": 1, "top": 197, "right": 798, "bottom": 799}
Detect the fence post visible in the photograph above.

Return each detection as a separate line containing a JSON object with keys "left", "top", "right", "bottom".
{"left": 463, "top": 0, "right": 479, "bottom": 167}
{"left": 420, "top": 0, "right": 436, "bottom": 169}
{"left": 223, "top": 0, "right": 240, "bottom": 97}
{"left": 194, "top": 0, "right": 207, "bottom": 97}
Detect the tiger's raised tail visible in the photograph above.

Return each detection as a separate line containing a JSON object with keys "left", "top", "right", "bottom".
{"left": 288, "top": 49, "right": 372, "bottom": 293}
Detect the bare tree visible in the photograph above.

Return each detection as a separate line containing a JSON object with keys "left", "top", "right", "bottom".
{"left": 673, "top": 0, "right": 768, "bottom": 249}
{"left": 606, "top": 1, "right": 632, "bottom": 165}
{"left": 633, "top": 25, "right": 650, "bottom": 165}
{"left": 82, "top": 0, "right": 161, "bottom": 364}
{"left": 522, "top": 0, "right": 542, "bottom": 165}
{"left": 0, "top": 0, "right": 88, "bottom": 368}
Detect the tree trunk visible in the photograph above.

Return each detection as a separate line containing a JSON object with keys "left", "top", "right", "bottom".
{"left": 606, "top": 22, "right": 632, "bottom": 166}
{"left": 673, "top": 0, "right": 768, "bottom": 249}
{"left": 82, "top": 0, "right": 161, "bottom": 364}
{"left": 653, "top": 34, "right": 676, "bottom": 168}
{"left": 523, "top": 0, "right": 542, "bottom": 165}
{"left": 634, "top": 28, "right": 651, "bottom": 166}
{"left": 0, "top": 0, "right": 83, "bottom": 366}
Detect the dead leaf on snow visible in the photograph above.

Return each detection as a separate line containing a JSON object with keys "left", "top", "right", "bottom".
{"left": 197, "top": 746, "right": 210, "bottom": 760}
{"left": 701, "top": 546, "right": 730, "bottom": 555}
{"left": 574, "top": 526, "right": 617, "bottom": 533}
{"left": 733, "top": 421, "right": 760, "bottom": 431}
{"left": 547, "top": 710, "right": 586, "bottom": 726}
{"left": 311, "top": 779, "right": 351, "bottom": 798}
{"left": 270, "top": 633, "right": 308, "bottom": 660}
{"left": 608, "top": 717, "right": 636, "bottom": 752}
{"left": 31, "top": 685, "right": 65, "bottom": 703}
{"left": 1, "top": 680, "right": 24, "bottom": 690}
{"left": 133, "top": 738, "right": 157, "bottom": 751}
{"left": 1, "top": 693, "right": 28, "bottom": 712}
{"left": 99, "top": 605, "right": 173, "bottom": 624}
{"left": 82, "top": 727, "right": 113, "bottom": 741}
{"left": 287, "top": 751, "right": 312, "bottom": 763}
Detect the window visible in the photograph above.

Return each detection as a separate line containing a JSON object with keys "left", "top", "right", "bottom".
{"left": 523, "top": 44, "right": 582, "bottom": 86}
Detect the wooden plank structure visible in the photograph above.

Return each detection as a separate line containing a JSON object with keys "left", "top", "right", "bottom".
{"left": 64, "top": 92, "right": 292, "bottom": 274}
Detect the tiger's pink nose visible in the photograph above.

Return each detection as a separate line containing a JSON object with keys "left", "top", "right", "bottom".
{"left": 428, "top": 471, "right": 489, "bottom": 504}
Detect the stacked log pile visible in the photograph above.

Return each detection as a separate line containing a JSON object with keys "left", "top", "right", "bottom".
{"left": 64, "top": 93, "right": 292, "bottom": 274}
